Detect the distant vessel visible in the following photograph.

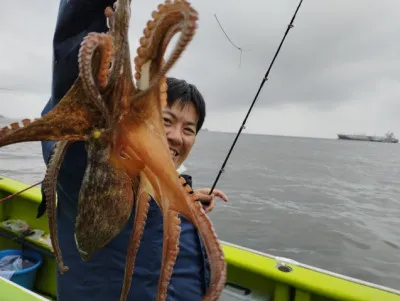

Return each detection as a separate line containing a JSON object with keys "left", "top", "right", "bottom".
{"left": 337, "top": 131, "right": 399, "bottom": 143}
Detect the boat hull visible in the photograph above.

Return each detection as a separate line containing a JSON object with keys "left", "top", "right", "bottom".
{"left": 337, "top": 134, "right": 399, "bottom": 143}
{"left": 1, "top": 176, "right": 400, "bottom": 301}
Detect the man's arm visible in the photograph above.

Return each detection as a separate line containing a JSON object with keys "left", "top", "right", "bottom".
{"left": 38, "top": 0, "right": 114, "bottom": 218}
{"left": 41, "top": 0, "right": 114, "bottom": 164}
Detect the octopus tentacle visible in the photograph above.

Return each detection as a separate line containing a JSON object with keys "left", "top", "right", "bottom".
{"left": 108, "top": 48, "right": 136, "bottom": 125}
{"left": 0, "top": 119, "right": 38, "bottom": 136}
{"left": 74, "top": 136, "right": 134, "bottom": 261}
{"left": 137, "top": 168, "right": 182, "bottom": 301}
{"left": 0, "top": 80, "right": 95, "bottom": 148}
{"left": 132, "top": 0, "right": 198, "bottom": 100}
{"left": 157, "top": 210, "right": 181, "bottom": 301}
{"left": 179, "top": 177, "right": 227, "bottom": 301}
{"left": 159, "top": 75, "right": 168, "bottom": 109}
{"left": 102, "top": 0, "right": 135, "bottom": 95}
{"left": 105, "top": 5, "right": 116, "bottom": 32}
{"left": 123, "top": 166, "right": 184, "bottom": 301}
{"left": 141, "top": 165, "right": 227, "bottom": 301}
{"left": 120, "top": 176, "right": 151, "bottom": 301}
{"left": 129, "top": 137, "right": 197, "bottom": 300}
{"left": 42, "top": 140, "right": 72, "bottom": 274}
{"left": 78, "top": 32, "right": 113, "bottom": 124}
{"left": 196, "top": 213, "right": 227, "bottom": 301}
{"left": 105, "top": 0, "right": 131, "bottom": 48}
{"left": 131, "top": 123, "right": 226, "bottom": 301}
{"left": 79, "top": 33, "right": 114, "bottom": 90}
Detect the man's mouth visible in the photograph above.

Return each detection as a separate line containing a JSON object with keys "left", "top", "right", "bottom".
{"left": 169, "top": 148, "right": 178, "bottom": 157}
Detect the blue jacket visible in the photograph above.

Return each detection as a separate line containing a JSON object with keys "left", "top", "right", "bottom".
{"left": 39, "top": 1, "right": 210, "bottom": 300}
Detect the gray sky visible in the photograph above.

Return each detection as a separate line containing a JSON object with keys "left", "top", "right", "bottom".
{"left": 1, "top": 0, "right": 399, "bottom": 138}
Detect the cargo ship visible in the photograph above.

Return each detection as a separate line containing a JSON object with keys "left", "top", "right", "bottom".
{"left": 337, "top": 131, "right": 399, "bottom": 143}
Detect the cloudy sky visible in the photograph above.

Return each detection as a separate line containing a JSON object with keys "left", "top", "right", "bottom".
{"left": 1, "top": 0, "right": 399, "bottom": 138}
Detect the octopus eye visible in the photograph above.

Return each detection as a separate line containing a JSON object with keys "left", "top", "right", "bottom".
{"left": 92, "top": 129, "right": 102, "bottom": 139}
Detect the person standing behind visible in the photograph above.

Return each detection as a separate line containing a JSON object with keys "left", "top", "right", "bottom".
{"left": 39, "top": 1, "right": 229, "bottom": 300}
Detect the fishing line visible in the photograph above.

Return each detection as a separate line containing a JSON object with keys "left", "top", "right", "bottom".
{"left": 1, "top": 1, "right": 305, "bottom": 203}
{"left": 209, "top": 0, "right": 305, "bottom": 195}
{"left": 0, "top": 181, "right": 42, "bottom": 203}
{"left": 213, "top": 13, "right": 251, "bottom": 68}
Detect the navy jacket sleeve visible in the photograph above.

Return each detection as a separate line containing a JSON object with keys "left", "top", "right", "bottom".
{"left": 39, "top": 0, "right": 114, "bottom": 220}
{"left": 41, "top": 0, "right": 114, "bottom": 165}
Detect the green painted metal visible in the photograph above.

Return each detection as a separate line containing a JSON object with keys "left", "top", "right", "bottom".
{"left": 0, "top": 277, "right": 51, "bottom": 301}
{"left": 1, "top": 176, "right": 400, "bottom": 301}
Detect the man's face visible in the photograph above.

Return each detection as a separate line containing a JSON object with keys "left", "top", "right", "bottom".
{"left": 162, "top": 101, "right": 198, "bottom": 168}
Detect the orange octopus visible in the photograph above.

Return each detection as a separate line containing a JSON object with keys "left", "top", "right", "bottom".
{"left": 0, "top": 0, "right": 226, "bottom": 300}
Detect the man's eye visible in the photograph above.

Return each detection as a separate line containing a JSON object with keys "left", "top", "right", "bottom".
{"left": 185, "top": 128, "right": 195, "bottom": 134}
{"left": 163, "top": 118, "right": 171, "bottom": 125}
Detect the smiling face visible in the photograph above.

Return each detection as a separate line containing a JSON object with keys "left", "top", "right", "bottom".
{"left": 162, "top": 101, "right": 198, "bottom": 169}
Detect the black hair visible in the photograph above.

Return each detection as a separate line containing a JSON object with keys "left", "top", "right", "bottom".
{"left": 166, "top": 77, "right": 206, "bottom": 133}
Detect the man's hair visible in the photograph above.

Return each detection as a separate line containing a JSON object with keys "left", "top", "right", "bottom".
{"left": 166, "top": 77, "right": 206, "bottom": 133}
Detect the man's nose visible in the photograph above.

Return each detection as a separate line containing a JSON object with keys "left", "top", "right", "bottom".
{"left": 167, "top": 126, "right": 183, "bottom": 145}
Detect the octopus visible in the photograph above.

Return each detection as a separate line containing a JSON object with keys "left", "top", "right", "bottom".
{"left": 0, "top": 0, "right": 226, "bottom": 300}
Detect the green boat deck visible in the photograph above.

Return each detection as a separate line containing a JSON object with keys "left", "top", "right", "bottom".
{"left": 0, "top": 175, "right": 399, "bottom": 301}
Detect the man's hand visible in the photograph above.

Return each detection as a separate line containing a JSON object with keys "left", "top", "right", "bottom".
{"left": 194, "top": 188, "right": 229, "bottom": 213}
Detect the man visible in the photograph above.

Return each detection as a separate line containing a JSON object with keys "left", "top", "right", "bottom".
{"left": 40, "top": 1, "right": 228, "bottom": 300}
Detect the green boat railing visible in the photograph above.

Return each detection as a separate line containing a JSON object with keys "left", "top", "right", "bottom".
{"left": 1, "top": 175, "right": 400, "bottom": 301}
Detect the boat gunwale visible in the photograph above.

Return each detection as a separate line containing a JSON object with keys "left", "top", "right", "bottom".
{"left": 222, "top": 240, "right": 400, "bottom": 297}
{"left": 1, "top": 175, "right": 400, "bottom": 300}
{"left": 0, "top": 277, "right": 49, "bottom": 301}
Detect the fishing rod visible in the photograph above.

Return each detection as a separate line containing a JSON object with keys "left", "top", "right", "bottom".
{"left": 0, "top": 0, "right": 305, "bottom": 203}
{"left": 209, "top": 0, "right": 305, "bottom": 195}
